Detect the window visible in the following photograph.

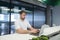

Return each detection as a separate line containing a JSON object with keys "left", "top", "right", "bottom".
{"left": 34, "top": 9, "right": 45, "bottom": 28}
{"left": 0, "top": 6, "right": 10, "bottom": 35}
{"left": 0, "top": 1, "right": 46, "bottom": 35}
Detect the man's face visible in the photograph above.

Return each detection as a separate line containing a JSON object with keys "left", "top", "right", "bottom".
{"left": 20, "top": 13, "right": 26, "bottom": 20}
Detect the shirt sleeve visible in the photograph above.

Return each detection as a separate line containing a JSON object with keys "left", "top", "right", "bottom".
{"left": 14, "top": 20, "right": 21, "bottom": 30}
{"left": 26, "top": 20, "right": 31, "bottom": 28}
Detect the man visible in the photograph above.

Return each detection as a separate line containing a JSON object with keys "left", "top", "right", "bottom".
{"left": 15, "top": 10, "right": 39, "bottom": 34}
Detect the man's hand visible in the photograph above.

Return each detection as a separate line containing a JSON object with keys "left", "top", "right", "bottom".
{"left": 33, "top": 29, "right": 40, "bottom": 32}
{"left": 29, "top": 29, "right": 40, "bottom": 34}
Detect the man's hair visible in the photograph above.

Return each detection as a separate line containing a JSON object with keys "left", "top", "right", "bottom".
{"left": 19, "top": 10, "right": 26, "bottom": 15}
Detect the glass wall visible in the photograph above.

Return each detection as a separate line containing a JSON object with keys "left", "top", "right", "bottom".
{"left": 34, "top": 9, "right": 45, "bottom": 28}
{"left": 0, "top": 6, "right": 10, "bottom": 35}
{"left": 0, "top": 0, "right": 46, "bottom": 35}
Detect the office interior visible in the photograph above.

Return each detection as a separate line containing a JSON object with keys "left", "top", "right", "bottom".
{"left": 0, "top": 0, "right": 60, "bottom": 39}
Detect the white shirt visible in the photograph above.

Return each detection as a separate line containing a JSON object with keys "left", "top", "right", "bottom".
{"left": 15, "top": 18, "right": 31, "bottom": 30}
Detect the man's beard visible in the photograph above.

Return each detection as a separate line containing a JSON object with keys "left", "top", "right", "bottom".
{"left": 21, "top": 18, "right": 25, "bottom": 20}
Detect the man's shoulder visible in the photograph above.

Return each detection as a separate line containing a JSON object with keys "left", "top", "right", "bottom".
{"left": 15, "top": 18, "right": 20, "bottom": 22}
{"left": 25, "top": 19, "right": 29, "bottom": 22}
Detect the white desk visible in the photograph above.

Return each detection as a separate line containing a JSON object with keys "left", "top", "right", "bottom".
{"left": 0, "top": 26, "right": 60, "bottom": 40}
{"left": 0, "top": 33, "right": 37, "bottom": 40}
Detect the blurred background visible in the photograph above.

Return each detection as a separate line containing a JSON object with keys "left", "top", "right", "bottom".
{"left": 0, "top": 0, "right": 60, "bottom": 36}
{"left": 0, "top": 0, "right": 46, "bottom": 35}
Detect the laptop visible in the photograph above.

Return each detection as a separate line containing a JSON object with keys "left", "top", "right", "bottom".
{"left": 39, "top": 25, "right": 60, "bottom": 37}
{"left": 30, "top": 24, "right": 50, "bottom": 36}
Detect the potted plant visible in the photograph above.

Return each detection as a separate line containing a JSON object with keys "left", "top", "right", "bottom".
{"left": 32, "top": 35, "right": 49, "bottom": 40}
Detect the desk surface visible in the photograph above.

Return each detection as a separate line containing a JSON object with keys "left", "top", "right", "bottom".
{"left": 0, "top": 33, "right": 60, "bottom": 40}
{"left": 0, "top": 33, "right": 37, "bottom": 40}
{"left": 0, "top": 26, "right": 60, "bottom": 40}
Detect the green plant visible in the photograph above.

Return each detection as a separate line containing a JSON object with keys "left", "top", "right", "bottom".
{"left": 40, "top": 35, "right": 49, "bottom": 38}
{"left": 41, "top": 0, "right": 60, "bottom": 6}
{"left": 32, "top": 35, "right": 49, "bottom": 40}
{"left": 39, "top": 37, "right": 48, "bottom": 40}
{"left": 32, "top": 37, "right": 39, "bottom": 40}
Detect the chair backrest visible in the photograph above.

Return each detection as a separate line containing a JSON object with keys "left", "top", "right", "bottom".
{"left": 39, "top": 24, "right": 50, "bottom": 36}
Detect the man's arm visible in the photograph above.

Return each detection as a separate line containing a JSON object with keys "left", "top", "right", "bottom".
{"left": 29, "top": 26, "right": 40, "bottom": 33}
{"left": 16, "top": 28, "right": 30, "bottom": 34}
{"left": 29, "top": 26, "right": 36, "bottom": 30}
{"left": 16, "top": 28, "right": 39, "bottom": 34}
{"left": 26, "top": 20, "right": 39, "bottom": 32}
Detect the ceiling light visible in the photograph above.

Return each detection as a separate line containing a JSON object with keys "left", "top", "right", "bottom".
{"left": 0, "top": 7, "right": 10, "bottom": 11}
{"left": 38, "top": 0, "right": 46, "bottom": 2}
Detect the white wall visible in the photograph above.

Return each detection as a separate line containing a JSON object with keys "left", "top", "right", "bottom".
{"left": 53, "top": 5, "right": 60, "bottom": 26}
